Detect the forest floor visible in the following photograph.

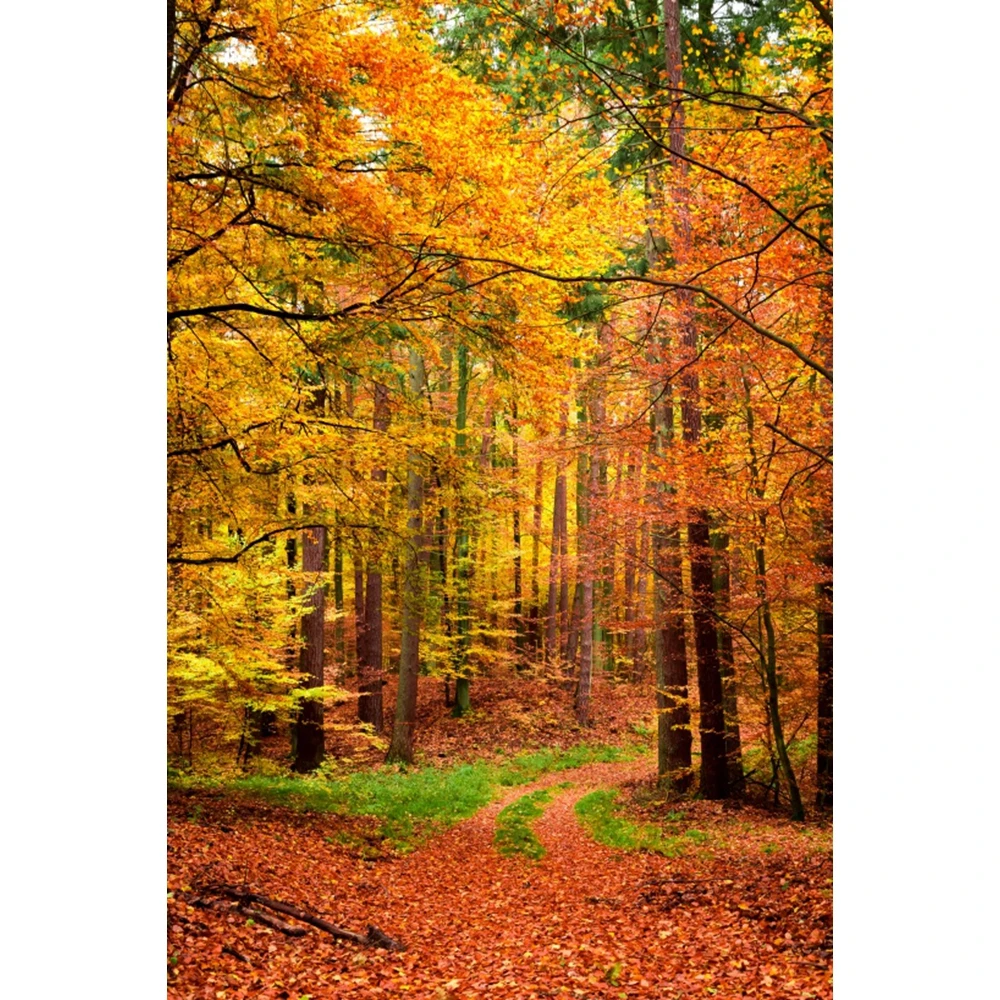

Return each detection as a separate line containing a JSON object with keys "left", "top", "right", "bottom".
{"left": 168, "top": 677, "right": 832, "bottom": 1000}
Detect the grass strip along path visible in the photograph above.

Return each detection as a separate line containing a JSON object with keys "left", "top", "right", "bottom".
{"left": 168, "top": 753, "right": 832, "bottom": 999}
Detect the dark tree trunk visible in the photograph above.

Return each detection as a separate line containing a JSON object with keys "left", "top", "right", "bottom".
{"left": 359, "top": 381, "right": 390, "bottom": 732}
{"left": 564, "top": 582, "right": 584, "bottom": 670}
{"left": 387, "top": 351, "right": 426, "bottom": 764}
{"left": 688, "top": 513, "right": 728, "bottom": 798}
{"left": 546, "top": 453, "right": 567, "bottom": 664}
{"left": 529, "top": 458, "right": 543, "bottom": 656}
{"left": 624, "top": 505, "right": 637, "bottom": 671}
{"left": 333, "top": 515, "right": 345, "bottom": 669}
{"left": 634, "top": 519, "right": 649, "bottom": 680}
{"left": 575, "top": 454, "right": 597, "bottom": 725}
{"left": 654, "top": 519, "right": 693, "bottom": 793}
{"left": 452, "top": 344, "right": 473, "bottom": 716}
{"left": 511, "top": 402, "right": 525, "bottom": 667}
{"left": 711, "top": 529, "right": 745, "bottom": 796}
{"left": 816, "top": 525, "right": 833, "bottom": 808}
{"left": 353, "top": 556, "right": 365, "bottom": 672}
{"left": 293, "top": 524, "right": 326, "bottom": 772}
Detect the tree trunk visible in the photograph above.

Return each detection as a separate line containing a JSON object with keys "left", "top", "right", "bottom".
{"left": 711, "top": 528, "right": 745, "bottom": 796}
{"left": 387, "top": 351, "right": 427, "bottom": 764}
{"left": 333, "top": 515, "right": 345, "bottom": 670}
{"left": 353, "top": 555, "right": 365, "bottom": 673}
{"left": 662, "top": 0, "right": 728, "bottom": 799}
{"left": 511, "top": 402, "right": 525, "bottom": 667}
{"left": 529, "top": 458, "right": 543, "bottom": 656}
{"left": 575, "top": 453, "right": 597, "bottom": 725}
{"left": 293, "top": 524, "right": 325, "bottom": 772}
{"left": 756, "top": 537, "right": 805, "bottom": 821}
{"left": 565, "top": 581, "right": 584, "bottom": 669}
{"left": 452, "top": 344, "right": 473, "bottom": 715}
{"left": 546, "top": 451, "right": 567, "bottom": 664}
{"left": 688, "top": 513, "right": 728, "bottom": 798}
{"left": 624, "top": 493, "right": 637, "bottom": 672}
{"left": 634, "top": 518, "right": 649, "bottom": 680}
{"left": 816, "top": 523, "right": 833, "bottom": 808}
{"left": 359, "top": 381, "right": 390, "bottom": 732}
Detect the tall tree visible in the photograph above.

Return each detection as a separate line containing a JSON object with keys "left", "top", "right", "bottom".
{"left": 452, "top": 344, "right": 474, "bottom": 716}
{"left": 816, "top": 521, "right": 833, "bottom": 808}
{"left": 292, "top": 523, "right": 326, "bottom": 772}
{"left": 387, "top": 350, "right": 428, "bottom": 764}
{"left": 358, "top": 380, "right": 391, "bottom": 732}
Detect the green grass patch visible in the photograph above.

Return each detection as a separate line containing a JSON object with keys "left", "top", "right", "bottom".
{"left": 575, "top": 789, "right": 711, "bottom": 857}
{"left": 169, "top": 742, "right": 647, "bottom": 852}
{"left": 494, "top": 741, "right": 644, "bottom": 786}
{"left": 493, "top": 783, "right": 571, "bottom": 860}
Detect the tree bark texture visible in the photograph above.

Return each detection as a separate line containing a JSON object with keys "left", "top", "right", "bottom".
{"left": 359, "top": 380, "right": 390, "bottom": 732}
{"left": 816, "top": 527, "right": 833, "bottom": 808}
{"left": 387, "top": 352, "right": 426, "bottom": 764}
{"left": 293, "top": 524, "right": 325, "bottom": 772}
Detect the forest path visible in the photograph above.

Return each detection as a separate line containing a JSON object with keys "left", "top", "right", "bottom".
{"left": 168, "top": 754, "right": 832, "bottom": 999}
{"left": 346, "top": 754, "right": 809, "bottom": 999}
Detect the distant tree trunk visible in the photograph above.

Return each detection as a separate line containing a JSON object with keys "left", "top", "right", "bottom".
{"left": 711, "top": 529, "right": 745, "bottom": 796}
{"left": 566, "top": 393, "right": 590, "bottom": 670}
{"left": 576, "top": 454, "right": 597, "bottom": 724}
{"left": 353, "top": 554, "right": 365, "bottom": 672}
{"left": 743, "top": 387, "right": 804, "bottom": 820}
{"left": 816, "top": 524, "right": 833, "bottom": 808}
{"left": 546, "top": 452, "right": 567, "bottom": 664}
{"left": 359, "top": 381, "right": 390, "bottom": 732}
{"left": 293, "top": 524, "right": 325, "bottom": 772}
{"left": 511, "top": 401, "right": 525, "bottom": 668}
{"left": 589, "top": 349, "right": 612, "bottom": 677}
{"left": 387, "top": 351, "right": 426, "bottom": 764}
{"left": 757, "top": 536, "right": 805, "bottom": 821}
{"left": 529, "top": 458, "right": 543, "bottom": 656}
{"left": 453, "top": 344, "right": 473, "bottom": 716}
{"left": 565, "top": 581, "right": 583, "bottom": 668}
{"left": 634, "top": 518, "right": 649, "bottom": 680}
{"left": 333, "top": 514, "right": 345, "bottom": 670}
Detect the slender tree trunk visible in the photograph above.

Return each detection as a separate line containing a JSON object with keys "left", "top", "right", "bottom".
{"left": 590, "top": 341, "right": 613, "bottom": 677}
{"left": 453, "top": 344, "right": 473, "bottom": 716}
{"left": 353, "top": 555, "right": 365, "bottom": 673}
{"left": 756, "top": 536, "right": 805, "bottom": 820}
{"left": 565, "top": 581, "right": 584, "bottom": 668}
{"left": 624, "top": 503, "right": 637, "bottom": 676}
{"left": 333, "top": 514, "right": 345, "bottom": 670}
{"left": 511, "top": 402, "right": 525, "bottom": 668}
{"left": 816, "top": 522, "right": 833, "bottom": 808}
{"left": 546, "top": 449, "right": 567, "bottom": 663}
{"left": 293, "top": 523, "right": 325, "bottom": 772}
{"left": 576, "top": 454, "right": 597, "bottom": 724}
{"left": 387, "top": 351, "right": 427, "bottom": 764}
{"left": 743, "top": 390, "right": 804, "bottom": 820}
{"left": 557, "top": 414, "right": 570, "bottom": 658}
{"left": 359, "top": 381, "right": 390, "bottom": 732}
{"left": 711, "top": 529, "right": 745, "bottom": 796}
{"left": 635, "top": 518, "right": 649, "bottom": 680}
{"left": 529, "top": 458, "right": 543, "bottom": 657}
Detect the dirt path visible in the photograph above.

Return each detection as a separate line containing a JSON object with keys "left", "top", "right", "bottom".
{"left": 168, "top": 756, "right": 831, "bottom": 999}
{"left": 336, "top": 757, "right": 829, "bottom": 999}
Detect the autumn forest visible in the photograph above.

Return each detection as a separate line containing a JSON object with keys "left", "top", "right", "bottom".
{"left": 167, "top": 0, "right": 833, "bottom": 996}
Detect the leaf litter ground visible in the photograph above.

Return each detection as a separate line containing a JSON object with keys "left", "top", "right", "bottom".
{"left": 168, "top": 680, "right": 831, "bottom": 999}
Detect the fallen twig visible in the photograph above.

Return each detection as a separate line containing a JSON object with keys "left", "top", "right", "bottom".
{"left": 199, "top": 882, "right": 405, "bottom": 951}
